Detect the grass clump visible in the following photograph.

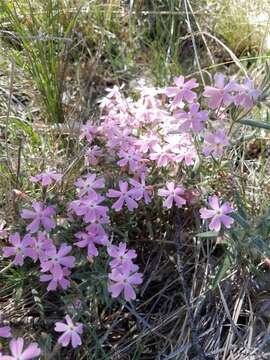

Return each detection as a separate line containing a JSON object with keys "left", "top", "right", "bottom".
{"left": 0, "top": 0, "right": 81, "bottom": 124}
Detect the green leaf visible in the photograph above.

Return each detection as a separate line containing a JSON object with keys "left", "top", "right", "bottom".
{"left": 238, "top": 119, "right": 270, "bottom": 130}
{"left": 212, "top": 254, "right": 232, "bottom": 289}
{"left": 15, "top": 286, "right": 23, "bottom": 304}
{"left": 196, "top": 231, "right": 218, "bottom": 238}
{"left": 10, "top": 117, "right": 41, "bottom": 145}
{"left": 252, "top": 236, "right": 270, "bottom": 257}
{"left": 234, "top": 191, "right": 247, "bottom": 220}
{"left": 231, "top": 212, "right": 250, "bottom": 228}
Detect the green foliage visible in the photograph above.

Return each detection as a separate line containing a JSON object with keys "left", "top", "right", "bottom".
{"left": 0, "top": 0, "right": 81, "bottom": 123}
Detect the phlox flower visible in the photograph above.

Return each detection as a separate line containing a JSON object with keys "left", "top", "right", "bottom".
{"left": 30, "top": 171, "right": 62, "bottom": 187}
{"left": 165, "top": 75, "right": 198, "bottom": 108}
{"left": 21, "top": 202, "right": 56, "bottom": 233}
{"left": 85, "top": 145, "right": 102, "bottom": 166}
{"left": 74, "top": 224, "right": 109, "bottom": 257}
{"left": 107, "top": 242, "right": 138, "bottom": 272}
{"left": 175, "top": 103, "right": 208, "bottom": 133}
{"left": 158, "top": 182, "right": 186, "bottom": 209}
{"left": 0, "top": 326, "right": 11, "bottom": 338}
{"left": 79, "top": 121, "right": 96, "bottom": 143}
{"left": 40, "top": 267, "right": 71, "bottom": 291}
{"left": 0, "top": 337, "right": 41, "bottom": 360}
{"left": 166, "top": 134, "right": 196, "bottom": 166}
{"left": 128, "top": 174, "right": 151, "bottom": 204}
{"left": 3, "top": 233, "right": 35, "bottom": 266}
{"left": 40, "top": 244, "right": 75, "bottom": 280}
{"left": 134, "top": 106, "right": 156, "bottom": 126}
{"left": 203, "top": 73, "right": 239, "bottom": 109}
{"left": 107, "top": 128, "right": 136, "bottom": 152}
{"left": 108, "top": 268, "right": 143, "bottom": 301}
{"left": 149, "top": 144, "right": 173, "bottom": 167}
{"left": 117, "top": 148, "right": 142, "bottom": 173}
{"left": 54, "top": 315, "right": 83, "bottom": 348}
{"left": 203, "top": 129, "right": 229, "bottom": 158}
{"left": 107, "top": 181, "right": 138, "bottom": 212}
{"left": 136, "top": 132, "right": 159, "bottom": 153}
{"left": 234, "top": 78, "right": 261, "bottom": 111}
{"left": 199, "top": 195, "right": 234, "bottom": 232}
{"left": 72, "top": 193, "right": 108, "bottom": 223}
{"left": 75, "top": 173, "right": 105, "bottom": 197}
{"left": 30, "top": 232, "right": 54, "bottom": 262}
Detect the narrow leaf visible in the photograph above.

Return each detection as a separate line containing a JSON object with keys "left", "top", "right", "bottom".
{"left": 238, "top": 119, "right": 270, "bottom": 130}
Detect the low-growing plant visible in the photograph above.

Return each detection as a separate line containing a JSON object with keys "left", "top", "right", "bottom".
{"left": 1, "top": 63, "right": 270, "bottom": 358}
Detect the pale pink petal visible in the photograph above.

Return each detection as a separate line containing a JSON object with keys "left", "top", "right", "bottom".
{"left": 21, "top": 343, "right": 41, "bottom": 360}
{"left": 10, "top": 337, "right": 24, "bottom": 357}
{"left": 199, "top": 208, "right": 217, "bottom": 219}
{"left": 0, "top": 326, "right": 11, "bottom": 338}
{"left": 54, "top": 322, "right": 69, "bottom": 332}
{"left": 209, "top": 216, "right": 221, "bottom": 232}
{"left": 124, "top": 284, "right": 136, "bottom": 301}
{"left": 208, "top": 196, "right": 220, "bottom": 210}
{"left": 71, "top": 332, "right": 82, "bottom": 348}
{"left": 58, "top": 332, "right": 71, "bottom": 347}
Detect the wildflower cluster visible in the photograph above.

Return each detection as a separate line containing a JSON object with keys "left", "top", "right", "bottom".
{"left": 0, "top": 72, "right": 261, "bottom": 357}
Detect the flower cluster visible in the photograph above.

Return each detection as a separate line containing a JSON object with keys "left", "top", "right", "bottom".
{"left": 107, "top": 242, "right": 143, "bottom": 301}
{"left": 0, "top": 72, "right": 261, "bottom": 356}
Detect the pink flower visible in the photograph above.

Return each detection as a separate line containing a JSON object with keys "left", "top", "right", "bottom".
{"left": 175, "top": 103, "right": 208, "bottom": 133}
{"left": 136, "top": 132, "right": 159, "bottom": 153}
{"left": 165, "top": 76, "right": 198, "bottom": 108}
{"left": 108, "top": 268, "right": 143, "bottom": 301}
{"left": 85, "top": 145, "right": 102, "bottom": 166}
{"left": 1, "top": 337, "right": 41, "bottom": 359}
{"left": 0, "top": 326, "right": 11, "bottom": 338}
{"left": 74, "top": 224, "right": 109, "bottom": 257}
{"left": 71, "top": 193, "right": 108, "bottom": 223}
{"left": 128, "top": 174, "right": 151, "bottom": 204}
{"left": 203, "top": 129, "right": 229, "bottom": 158}
{"left": 149, "top": 144, "right": 173, "bottom": 167}
{"left": 107, "top": 181, "right": 138, "bottom": 212}
{"left": 158, "top": 182, "right": 186, "bottom": 209}
{"left": 234, "top": 78, "right": 261, "bottom": 111}
{"left": 40, "top": 267, "right": 71, "bottom": 291}
{"left": 55, "top": 315, "right": 83, "bottom": 348}
{"left": 30, "top": 232, "right": 54, "bottom": 262}
{"left": 30, "top": 171, "right": 62, "bottom": 187}
{"left": 199, "top": 195, "right": 234, "bottom": 232}
{"left": 79, "top": 121, "right": 96, "bottom": 143}
{"left": 117, "top": 148, "right": 142, "bottom": 173}
{"left": 166, "top": 134, "right": 196, "bottom": 166}
{"left": 75, "top": 173, "right": 105, "bottom": 197}
{"left": 203, "top": 73, "right": 238, "bottom": 109}
{"left": 3, "top": 233, "right": 35, "bottom": 266}
{"left": 107, "top": 242, "right": 138, "bottom": 272}
{"left": 40, "top": 244, "right": 75, "bottom": 279}
{"left": 21, "top": 202, "right": 56, "bottom": 233}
